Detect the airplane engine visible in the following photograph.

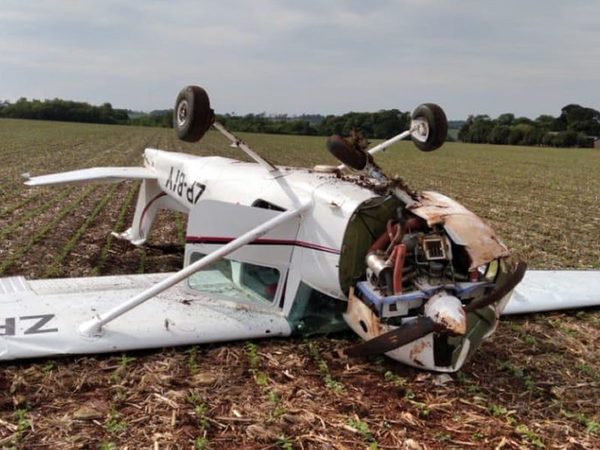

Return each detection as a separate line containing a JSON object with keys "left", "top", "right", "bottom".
{"left": 338, "top": 190, "right": 524, "bottom": 371}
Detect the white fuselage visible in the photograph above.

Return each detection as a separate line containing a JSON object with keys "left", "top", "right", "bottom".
{"left": 144, "top": 148, "right": 378, "bottom": 304}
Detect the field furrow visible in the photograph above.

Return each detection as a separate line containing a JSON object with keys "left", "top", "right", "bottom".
{"left": 0, "top": 185, "right": 98, "bottom": 276}
{"left": 43, "top": 183, "right": 120, "bottom": 278}
{"left": 91, "top": 181, "right": 140, "bottom": 276}
{"left": 0, "top": 187, "right": 74, "bottom": 240}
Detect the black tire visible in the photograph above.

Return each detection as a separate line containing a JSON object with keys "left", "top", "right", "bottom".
{"left": 326, "top": 135, "right": 368, "bottom": 170}
{"left": 174, "top": 86, "right": 214, "bottom": 142}
{"left": 410, "top": 103, "right": 448, "bottom": 152}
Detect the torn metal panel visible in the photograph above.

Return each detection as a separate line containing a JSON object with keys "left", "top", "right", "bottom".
{"left": 409, "top": 191, "right": 510, "bottom": 270}
{"left": 343, "top": 288, "right": 471, "bottom": 372}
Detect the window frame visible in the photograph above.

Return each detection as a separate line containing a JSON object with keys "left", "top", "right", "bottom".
{"left": 186, "top": 252, "right": 285, "bottom": 307}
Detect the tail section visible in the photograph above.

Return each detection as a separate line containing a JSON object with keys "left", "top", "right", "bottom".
{"left": 112, "top": 179, "right": 186, "bottom": 246}
{"left": 24, "top": 165, "right": 186, "bottom": 246}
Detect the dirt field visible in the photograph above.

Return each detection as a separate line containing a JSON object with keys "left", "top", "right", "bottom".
{"left": 0, "top": 118, "right": 598, "bottom": 449}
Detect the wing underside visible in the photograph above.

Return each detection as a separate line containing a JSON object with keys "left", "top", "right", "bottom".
{"left": 503, "top": 270, "right": 600, "bottom": 315}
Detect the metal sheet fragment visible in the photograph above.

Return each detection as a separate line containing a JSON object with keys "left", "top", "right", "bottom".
{"left": 410, "top": 191, "right": 509, "bottom": 270}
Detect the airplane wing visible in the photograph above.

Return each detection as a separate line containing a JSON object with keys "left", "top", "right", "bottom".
{"left": 0, "top": 273, "right": 291, "bottom": 361}
{"left": 24, "top": 167, "right": 157, "bottom": 186}
{"left": 503, "top": 270, "right": 600, "bottom": 315}
{"left": 0, "top": 202, "right": 310, "bottom": 360}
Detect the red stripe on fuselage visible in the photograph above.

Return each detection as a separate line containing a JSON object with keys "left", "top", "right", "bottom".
{"left": 185, "top": 236, "right": 340, "bottom": 254}
{"left": 138, "top": 192, "right": 168, "bottom": 236}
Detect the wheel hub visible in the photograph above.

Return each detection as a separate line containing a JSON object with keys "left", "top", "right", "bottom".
{"left": 411, "top": 119, "right": 430, "bottom": 142}
{"left": 176, "top": 100, "right": 189, "bottom": 127}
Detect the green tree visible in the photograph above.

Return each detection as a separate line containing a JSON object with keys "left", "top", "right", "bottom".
{"left": 468, "top": 115, "right": 494, "bottom": 143}
{"left": 488, "top": 125, "right": 510, "bottom": 144}
{"left": 508, "top": 127, "right": 524, "bottom": 145}
{"left": 496, "top": 113, "right": 515, "bottom": 126}
{"left": 535, "top": 114, "right": 554, "bottom": 129}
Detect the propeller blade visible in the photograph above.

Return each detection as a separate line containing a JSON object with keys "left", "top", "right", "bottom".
{"left": 345, "top": 261, "right": 527, "bottom": 358}
{"left": 464, "top": 260, "right": 527, "bottom": 313}
{"left": 345, "top": 316, "right": 435, "bottom": 357}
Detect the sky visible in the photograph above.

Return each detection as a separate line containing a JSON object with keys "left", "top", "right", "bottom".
{"left": 1, "top": 0, "right": 599, "bottom": 119}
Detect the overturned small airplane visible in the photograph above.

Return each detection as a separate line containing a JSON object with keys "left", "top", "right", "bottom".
{"left": 1, "top": 86, "right": 598, "bottom": 372}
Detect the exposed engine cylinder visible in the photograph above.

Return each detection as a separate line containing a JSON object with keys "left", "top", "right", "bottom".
{"left": 365, "top": 252, "right": 392, "bottom": 278}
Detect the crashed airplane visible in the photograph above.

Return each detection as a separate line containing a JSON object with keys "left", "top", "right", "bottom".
{"left": 1, "top": 86, "right": 598, "bottom": 372}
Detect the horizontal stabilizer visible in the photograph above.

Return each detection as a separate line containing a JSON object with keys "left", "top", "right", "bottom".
{"left": 503, "top": 270, "right": 600, "bottom": 315}
{"left": 24, "top": 167, "right": 157, "bottom": 186}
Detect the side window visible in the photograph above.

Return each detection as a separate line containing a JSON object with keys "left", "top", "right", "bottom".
{"left": 188, "top": 253, "right": 280, "bottom": 304}
{"left": 287, "top": 282, "right": 349, "bottom": 335}
{"left": 240, "top": 263, "right": 280, "bottom": 302}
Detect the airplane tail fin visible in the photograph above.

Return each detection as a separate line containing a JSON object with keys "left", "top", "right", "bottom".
{"left": 112, "top": 178, "right": 186, "bottom": 246}
{"left": 23, "top": 166, "right": 183, "bottom": 246}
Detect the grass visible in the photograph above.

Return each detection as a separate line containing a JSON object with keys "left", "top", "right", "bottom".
{"left": 188, "top": 390, "right": 210, "bottom": 448}
{"left": 44, "top": 184, "right": 118, "bottom": 277}
{"left": 0, "top": 192, "right": 42, "bottom": 218}
{"left": 307, "top": 341, "right": 346, "bottom": 393}
{"left": 245, "top": 341, "right": 269, "bottom": 386}
{"left": 0, "top": 119, "right": 598, "bottom": 448}
{"left": 0, "top": 185, "right": 97, "bottom": 275}
{"left": 244, "top": 342, "right": 288, "bottom": 422}
{"left": 175, "top": 212, "right": 186, "bottom": 244}
{"left": 105, "top": 409, "right": 127, "bottom": 435}
{"left": 14, "top": 409, "right": 31, "bottom": 434}
{"left": 347, "top": 417, "right": 378, "bottom": 449}
{"left": 0, "top": 187, "right": 73, "bottom": 241}
{"left": 383, "top": 370, "right": 407, "bottom": 388}
{"left": 91, "top": 181, "right": 139, "bottom": 276}
{"left": 187, "top": 346, "right": 200, "bottom": 374}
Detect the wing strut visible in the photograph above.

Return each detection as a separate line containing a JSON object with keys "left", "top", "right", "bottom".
{"left": 212, "top": 122, "right": 280, "bottom": 175}
{"left": 79, "top": 201, "right": 311, "bottom": 337}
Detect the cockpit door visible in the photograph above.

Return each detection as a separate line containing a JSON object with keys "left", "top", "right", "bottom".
{"left": 184, "top": 200, "right": 301, "bottom": 307}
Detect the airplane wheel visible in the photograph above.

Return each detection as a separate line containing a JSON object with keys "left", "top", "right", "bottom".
{"left": 174, "top": 86, "right": 214, "bottom": 142}
{"left": 326, "top": 135, "right": 368, "bottom": 170}
{"left": 410, "top": 103, "right": 447, "bottom": 152}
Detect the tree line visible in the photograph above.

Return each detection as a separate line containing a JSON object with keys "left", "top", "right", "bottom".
{"left": 0, "top": 98, "right": 410, "bottom": 138}
{"left": 0, "top": 98, "right": 175, "bottom": 128}
{"left": 217, "top": 109, "right": 410, "bottom": 139}
{"left": 1, "top": 97, "right": 598, "bottom": 147}
{"left": 0, "top": 97, "right": 130, "bottom": 124}
{"left": 458, "top": 104, "right": 600, "bottom": 148}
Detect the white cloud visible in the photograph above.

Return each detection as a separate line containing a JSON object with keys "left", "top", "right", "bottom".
{"left": 0, "top": 0, "right": 599, "bottom": 118}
